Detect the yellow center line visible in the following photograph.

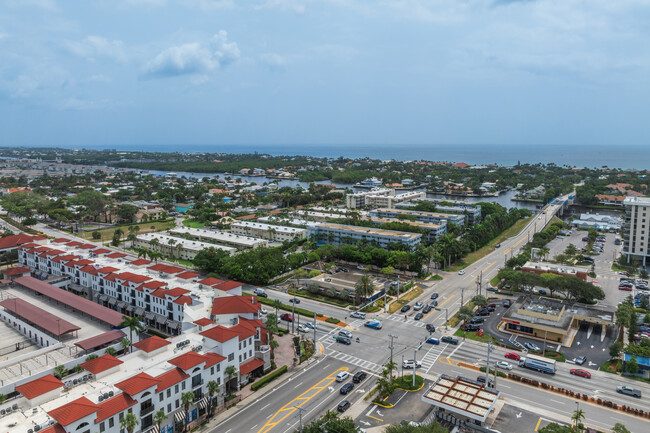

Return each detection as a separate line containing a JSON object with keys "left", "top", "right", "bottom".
{"left": 257, "top": 367, "right": 348, "bottom": 433}
{"left": 368, "top": 415, "right": 384, "bottom": 422}
{"left": 535, "top": 418, "right": 543, "bottom": 431}
{"left": 471, "top": 261, "right": 496, "bottom": 282}
{"left": 423, "top": 294, "right": 455, "bottom": 320}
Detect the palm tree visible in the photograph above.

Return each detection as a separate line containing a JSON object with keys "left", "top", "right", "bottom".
{"left": 127, "top": 232, "right": 136, "bottom": 248}
{"left": 272, "top": 299, "right": 282, "bottom": 317}
{"left": 457, "top": 306, "right": 475, "bottom": 340}
{"left": 153, "top": 409, "right": 167, "bottom": 432}
{"left": 384, "top": 360, "right": 397, "bottom": 381}
{"left": 355, "top": 275, "right": 374, "bottom": 304}
{"left": 53, "top": 365, "right": 67, "bottom": 379}
{"left": 105, "top": 347, "right": 117, "bottom": 356}
{"left": 571, "top": 408, "right": 585, "bottom": 432}
{"left": 269, "top": 339, "right": 279, "bottom": 352}
{"left": 538, "top": 246, "right": 550, "bottom": 261}
{"left": 181, "top": 391, "right": 195, "bottom": 432}
{"left": 224, "top": 365, "right": 237, "bottom": 396}
{"left": 119, "top": 315, "right": 144, "bottom": 353}
{"left": 207, "top": 380, "right": 220, "bottom": 419}
{"left": 120, "top": 338, "right": 131, "bottom": 354}
{"left": 120, "top": 412, "right": 139, "bottom": 433}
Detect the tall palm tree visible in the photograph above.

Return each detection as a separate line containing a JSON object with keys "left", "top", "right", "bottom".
{"left": 181, "top": 391, "right": 195, "bottom": 432}
{"left": 571, "top": 408, "right": 585, "bottom": 432}
{"left": 355, "top": 275, "right": 374, "bottom": 304}
{"left": 120, "top": 412, "right": 138, "bottom": 433}
{"left": 271, "top": 299, "right": 282, "bottom": 317}
{"left": 224, "top": 365, "right": 237, "bottom": 396}
{"left": 206, "top": 380, "right": 220, "bottom": 419}
{"left": 119, "top": 315, "right": 144, "bottom": 353}
{"left": 153, "top": 409, "right": 167, "bottom": 432}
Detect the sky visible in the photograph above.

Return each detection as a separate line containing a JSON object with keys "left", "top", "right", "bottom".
{"left": 1, "top": 0, "right": 650, "bottom": 149}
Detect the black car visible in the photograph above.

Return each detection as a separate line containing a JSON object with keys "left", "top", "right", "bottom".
{"left": 289, "top": 298, "right": 300, "bottom": 304}
{"left": 476, "top": 309, "right": 490, "bottom": 317}
{"left": 337, "top": 400, "right": 351, "bottom": 412}
{"left": 426, "top": 323, "right": 436, "bottom": 333}
{"left": 465, "top": 324, "right": 481, "bottom": 332}
{"left": 430, "top": 293, "right": 439, "bottom": 300}
{"left": 429, "top": 300, "right": 438, "bottom": 308}
{"left": 477, "top": 376, "right": 494, "bottom": 387}
{"left": 340, "top": 383, "right": 355, "bottom": 394}
{"left": 401, "top": 305, "right": 411, "bottom": 313}
{"left": 469, "top": 317, "right": 484, "bottom": 324}
{"left": 335, "top": 336, "right": 352, "bottom": 345}
{"left": 441, "top": 336, "right": 459, "bottom": 345}
{"left": 575, "top": 355, "right": 586, "bottom": 365}
{"left": 353, "top": 371, "right": 367, "bottom": 383}
{"left": 414, "top": 313, "right": 424, "bottom": 321}
{"left": 503, "top": 300, "right": 511, "bottom": 308}
{"left": 422, "top": 305, "right": 432, "bottom": 314}
{"left": 486, "top": 305, "right": 496, "bottom": 312}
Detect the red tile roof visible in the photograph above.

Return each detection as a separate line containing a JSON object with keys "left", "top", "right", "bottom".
{"left": 95, "top": 393, "right": 138, "bottom": 422}
{"left": 80, "top": 354, "right": 124, "bottom": 374}
{"left": 133, "top": 335, "right": 170, "bottom": 353}
{"left": 0, "top": 234, "right": 44, "bottom": 250}
{"left": 198, "top": 277, "right": 223, "bottom": 286}
{"left": 231, "top": 323, "right": 257, "bottom": 341}
{"left": 166, "top": 287, "right": 191, "bottom": 297}
{"left": 41, "top": 424, "right": 66, "bottom": 433}
{"left": 141, "top": 280, "right": 167, "bottom": 289}
{"left": 204, "top": 352, "right": 226, "bottom": 368}
{"left": 0, "top": 298, "right": 81, "bottom": 336}
{"left": 173, "top": 295, "right": 192, "bottom": 305}
{"left": 15, "top": 374, "right": 63, "bottom": 399}
{"left": 91, "top": 248, "right": 111, "bottom": 255}
{"left": 168, "top": 352, "right": 208, "bottom": 370}
{"left": 106, "top": 252, "right": 127, "bottom": 258}
{"left": 211, "top": 295, "right": 260, "bottom": 315}
{"left": 200, "top": 325, "right": 240, "bottom": 343}
{"left": 48, "top": 397, "right": 98, "bottom": 426}
{"left": 65, "top": 241, "right": 83, "bottom": 247}
{"left": 53, "top": 238, "right": 70, "bottom": 243}
{"left": 51, "top": 254, "right": 79, "bottom": 263}
{"left": 176, "top": 271, "right": 200, "bottom": 280}
{"left": 114, "top": 372, "right": 160, "bottom": 395}
{"left": 75, "top": 329, "right": 127, "bottom": 351}
{"left": 155, "top": 367, "right": 189, "bottom": 392}
{"left": 193, "top": 318, "right": 214, "bottom": 326}
{"left": 239, "top": 358, "right": 265, "bottom": 375}
{"left": 78, "top": 243, "right": 96, "bottom": 250}
{"left": 147, "top": 263, "right": 169, "bottom": 272}
{"left": 213, "top": 280, "right": 243, "bottom": 292}
{"left": 3, "top": 266, "right": 30, "bottom": 276}
{"left": 128, "top": 258, "right": 152, "bottom": 266}
{"left": 97, "top": 266, "right": 119, "bottom": 274}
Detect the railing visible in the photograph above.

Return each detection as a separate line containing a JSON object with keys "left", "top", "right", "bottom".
{"left": 140, "top": 404, "right": 155, "bottom": 416}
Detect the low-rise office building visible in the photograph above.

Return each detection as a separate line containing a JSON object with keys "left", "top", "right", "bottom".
{"left": 230, "top": 221, "right": 307, "bottom": 242}
{"left": 168, "top": 227, "right": 267, "bottom": 249}
{"left": 368, "top": 216, "right": 446, "bottom": 243}
{"left": 307, "top": 222, "right": 421, "bottom": 251}
{"left": 134, "top": 233, "right": 236, "bottom": 261}
{"left": 521, "top": 261, "right": 590, "bottom": 281}
{"left": 369, "top": 208, "right": 466, "bottom": 226}
{"left": 571, "top": 213, "right": 623, "bottom": 231}
{"left": 398, "top": 198, "right": 482, "bottom": 224}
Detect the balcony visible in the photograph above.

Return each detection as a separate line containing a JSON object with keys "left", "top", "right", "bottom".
{"left": 140, "top": 404, "right": 154, "bottom": 416}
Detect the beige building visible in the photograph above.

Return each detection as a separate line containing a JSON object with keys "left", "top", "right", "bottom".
{"left": 230, "top": 221, "right": 307, "bottom": 242}
{"left": 623, "top": 196, "right": 650, "bottom": 266}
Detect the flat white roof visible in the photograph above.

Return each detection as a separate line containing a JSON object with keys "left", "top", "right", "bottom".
{"left": 137, "top": 233, "right": 237, "bottom": 253}
{"left": 168, "top": 227, "right": 266, "bottom": 248}
{"left": 231, "top": 221, "right": 307, "bottom": 234}
{"left": 422, "top": 375, "right": 500, "bottom": 422}
{"left": 624, "top": 196, "right": 650, "bottom": 206}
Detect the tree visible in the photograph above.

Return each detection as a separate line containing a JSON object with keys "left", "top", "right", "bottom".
{"left": 571, "top": 408, "right": 585, "bottom": 432}
{"left": 615, "top": 302, "right": 633, "bottom": 342}
{"left": 119, "top": 315, "right": 144, "bottom": 353}
{"left": 207, "top": 380, "right": 220, "bottom": 418}
{"left": 105, "top": 347, "right": 117, "bottom": 356}
{"left": 301, "top": 414, "right": 358, "bottom": 433}
{"left": 471, "top": 295, "right": 487, "bottom": 309}
{"left": 117, "top": 204, "right": 139, "bottom": 223}
{"left": 272, "top": 299, "right": 283, "bottom": 317}
{"left": 538, "top": 246, "right": 550, "bottom": 261}
{"left": 53, "top": 365, "right": 67, "bottom": 379}
{"left": 538, "top": 424, "right": 573, "bottom": 433}
{"left": 120, "top": 338, "right": 131, "bottom": 353}
{"left": 293, "top": 268, "right": 308, "bottom": 288}
{"left": 224, "top": 365, "right": 237, "bottom": 396}
{"left": 626, "top": 356, "right": 639, "bottom": 374}
{"left": 457, "top": 306, "right": 474, "bottom": 340}
{"left": 640, "top": 268, "right": 649, "bottom": 280}
{"left": 384, "top": 420, "right": 449, "bottom": 433}
{"left": 181, "top": 391, "right": 195, "bottom": 432}
{"left": 609, "top": 341, "right": 622, "bottom": 360}
{"left": 153, "top": 410, "right": 167, "bottom": 432}
{"left": 612, "top": 423, "right": 631, "bottom": 433}
{"left": 355, "top": 275, "right": 375, "bottom": 302}
{"left": 265, "top": 314, "right": 278, "bottom": 335}
{"left": 112, "top": 228, "right": 123, "bottom": 246}
{"left": 120, "top": 412, "right": 139, "bottom": 433}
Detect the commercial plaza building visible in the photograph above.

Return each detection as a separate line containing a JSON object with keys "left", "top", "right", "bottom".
{"left": 623, "top": 196, "right": 650, "bottom": 266}
{"left": 369, "top": 208, "right": 466, "bottom": 226}
{"left": 368, "top": 216, "right": 446, "bottom": 243}
{"left": 307, "top": 222, "right": 422, "bottom": 251}
{"left": 133, "top": 232, "right": 236, "bottom": 260}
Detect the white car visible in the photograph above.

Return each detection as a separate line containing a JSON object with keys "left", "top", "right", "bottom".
{"left": 297, "top": 324, "right": 309, "bottom": 333}
{"left": 304, "top": 321, "right": 317, "bottom": 329}
{"left": 458, "top": 270, "right": 466, "bottom": 275}
{"left": 402, "top": 359, "right": 422, "bottom": 369}
{"left": 260, "top": 307, "right": 268, "bottom": 315}
{"left": 350, "top": 311, "right": 366, "bottom": 319}
{"left": 413, "top": 302, "right": 424, "bottom": 311}
{"left": 495, "top": 361, "right": 512, "bottom": 370}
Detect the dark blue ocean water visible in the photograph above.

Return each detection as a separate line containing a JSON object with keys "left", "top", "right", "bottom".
{"left": 80, "top": 143, "right": 649, "bottom": 170}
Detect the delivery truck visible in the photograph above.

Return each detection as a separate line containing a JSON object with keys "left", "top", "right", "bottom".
{"left": 519, "top": 354, "right": 556, "bottom": 374}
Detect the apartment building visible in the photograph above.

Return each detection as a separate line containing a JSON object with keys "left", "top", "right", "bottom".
{"left": 369, "top": 208, "right": 466, "bottom": 226}
{"left": 307, "top": 222, "right": 422, "bottom": 251}
{"left": 397, "top": 198, "right": 482, "bottom": 224}
{"left": 369, "top": 216, "right": 446, "bottom": 243}
{"left": 623, "top": 196, "right": 650, "bottom": 266}
{"left": 168, "top": 227, "right": 268, "bottom": 249}
{"left": 345, "top": 188, "right": 390, "bottom": 209}
{"left": 133, "top": 233, "right": 237, "bottom": 261}
{"left": 230, "top": 221, "right": 307, "bottom": 242}
{"left": 345, "top": 189, "right": 426, "bottom": 210}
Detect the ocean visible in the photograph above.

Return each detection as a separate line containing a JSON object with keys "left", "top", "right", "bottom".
{"left": 77, "top": 143, "right": 648, "bottom": 170}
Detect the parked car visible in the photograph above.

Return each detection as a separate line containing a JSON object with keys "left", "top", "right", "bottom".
{"left": 340, "top": 383, "right": 355, "bottom": 394}
{"left": 357, "top": 265, "right": 365, "bottom": 270}
{"left": 538, "top": 289, "right": 547, "bottom": 296}
{"left": 476, "top": 309, "right": 490, "bottom": 317}
{"left": 350, "top": 311, "right": 366, "bottom": 319}
{"left": 470, "top": 317, "right": 484, "bottom": 324}
{"left": 324, "top": 277, "right": 332, "bottom": 282}
{"left": 426, "top": 337, "right": 440, "bottom": 345}
{"left": 402, "top": 359, "right": 422, "bottom": 369}
{"left": 426, "top": 323, "right": 436, "bottom": 333}
{"left": 337, "top": 400, "right": 351, "bottom": 412}
{"left": 464, "top": 324, "right": 481, "bottom": 332}
{"left": 619, "top": 285, "right": 633, "bottom": 291}
{"left": 503, "top": 300, "right": 512, "bottom": 308}
{"left": 458, "top": 270, "right": 466, "bottom": 275}
{"left": 616, "top": 386, "right": 642, "bottom": 398}
{"left": 338, "top": 330, "right": 352, "bottom": 339}
{"left": 575, "top": 356, "right": 586, "bottom": 365}
{"left": 441, "top": 336, "right": 459, "bottom": 345}
{"left": 280, "top": 313, "right": 293, "bottom": 322}
{"left": 353, "top": 371, "right": 367, "bottom": 383}
{"left": 260, "top": 307, "right": 268, "bottom": 315}
{"left": 524, "top": 342, "right": 540, "bottom": 352}
{"left": 289, "top": 298, "right": 300, "bottom": 304}
{"left": 570, "top": 369, "right": 591, "bottom": 378}
{"left": 400, "top": 305, "right": 411, "bottom": 313}
{"left": 253, "top": 288, "right": 268, "bottom": 298}
{"left": 414, "top": 313, "right": 424, "bottom": 321}
{"left": 476, "top": 376, "right": 494, "bottom": 387}
{"left": 496, "top": 361, "right": 512, "bottom": 370}
{"left": 413, "top": 302, "right": 424, "bottom": 311}
{"left": 335, "top": 336, "right": 352, "bottom": 345}
{"left": 422, "top": 305, "right": 432, "bottom": 314}
{"left": 431, "top": 293, "right": 439, "bottom": 300}
{"left": 505, "top": 352, "right": 521, "bottom": 361}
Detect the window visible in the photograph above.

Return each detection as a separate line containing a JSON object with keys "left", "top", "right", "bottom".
{"left": 182, "top": 381, "right": 186, "bottom": 390}
{"left": 119, "top": 413, "right": 124, "bottom": 420}
{"left": 159, "top": 393, "right": 164, "bottom": 402}
{"left": 211, "top": 367, "right": 214, "bottom": 375}
{"left": 239, "top": 342, "right": 241, "bottom": 350}
{"left": 100, "top": 422, "right": 105, "bottom": 433}
{"left": 228, "top": 353, "right": 234, "bottom": 362}
{"left": 239, "top": 355, "right": 242, "bottom": 362}
{"left": 175, "top": 384, "right": 179, "bottom": 393}
{"left": 217, "top": 364, "right": 220, "bottom": 372}
{"left": 167, "top": 403, "right": 172, "bottom": 413}
{"left": 176, "top": 400, "right": 180, "bottom": 409}
{"left": 167, "top": 389, "right": 171, "bottom": 398}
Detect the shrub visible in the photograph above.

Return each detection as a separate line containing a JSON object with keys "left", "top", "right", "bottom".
{"left": 251, "top": 366, "right": 288, "bottom": 391}
{"left": 91, "top": 231, "right": 101, "bottom": 240}
{"left": 325, "top": 317, "right": 340, "bottom": 324}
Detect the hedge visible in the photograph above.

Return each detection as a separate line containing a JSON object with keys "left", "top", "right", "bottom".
{"left": 325, "top": 317, "right": 340, "bottom": 324}
{"left": 251, "top": 366, "right": 288, "bottom": 391}
{"left": 255, "top": 296, "right": 323, "bottom": 318}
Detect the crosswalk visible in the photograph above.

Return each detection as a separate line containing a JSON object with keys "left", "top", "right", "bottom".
{"left": 385, "top": 314, "right": 428, "bottom": 328}
{"left": 420, "top": 341, "right": 450, "bottom": 372}
{"left": 328, "top": 349, "right": 384, "bottom": 374}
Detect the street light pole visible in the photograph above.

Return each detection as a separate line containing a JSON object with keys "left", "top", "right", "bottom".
{"left": 291, "top": 293, "right": 296, "bottom": 334}
{"left": 485, "top": 342, "right": 493, "bottom": 388}
{"left": 413, "top": 348, "right": 417, "bottom": 388}
{"left": 388, "top": 334, "right": 398, "bottom": 381}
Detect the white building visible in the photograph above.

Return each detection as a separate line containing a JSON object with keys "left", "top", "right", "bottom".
{"left": 168, "top": 227, "right": 267, "bottom": 249}
{"left": 230, "top": 221, "right": 307, "bottom": 242}
{"left": 623, "top": 196, "right": 650, "bottom": 266}
{"left": 134, "top": 233, "right": 236, "bottom": 261}
{"left": 307, "top": 223, "right": 422, "bottom": 251}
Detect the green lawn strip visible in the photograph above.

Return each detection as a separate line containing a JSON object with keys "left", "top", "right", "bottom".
{"left": 453, "top": 328, "right": 499, "bottom": 345}
{"left": 543, "top": 350, "right": 566, "bottom": 362}
{"left": 250, "top": 366, "right": 288, "bottom": 391}
{"left": 254, "top": 295, "right": 323, "bottom": 318}
{"left": 76, "top": 220, "right": 175, "bottom": 240}
{"left": 447, "top": 301, "right": 476, "bottom": 327}
{"left": 287, "top": 289, "right": 350, "bottom": 307}
{"left": 182, "top": 219, "right": 206, "bottom": 228}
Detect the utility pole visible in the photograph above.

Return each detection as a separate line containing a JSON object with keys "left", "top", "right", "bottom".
{"left": 388, "top": 334, "right": 398, "bottom": 381}
{"left": 313, "top": 312, "right": 317, "bottom": 345}
{"left": 396, "top": 275, "right": 400, "bottom": 301}
{"left": 461, "top": 287, "right": 464, "bottom": 307}
{"left": 296, "top": 407, "right": 305, "bottom": 432}
{"left": 485, "top": 342, "right": 493, "bottom": 388}
{"left": 291, "top": 293, "right": 296, "bottom": 334}
{"left": 413, "top": 348, "right": 417, "bottom": 388}
{"left": 383, "top": 291, "right": 387, "bottom": 313}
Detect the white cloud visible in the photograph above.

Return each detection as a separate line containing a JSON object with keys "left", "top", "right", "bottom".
{"left": 68, "top": 36, "right": 126, "bottom": 62}
{"left": 142, "top": 30, "right": 239, "bottom": 79}
{"left": 259, "top": 53, "right": 286, "bottom": 68}
{"left": 60, "top": 97, "right": 110, "bottom": 111}
{"left": 88, "top": 74, "right": 112, "bottom": 83}
{"left": 255, "top": 0, "right": 307, "bottom": 14}
{"left": 183, "top": 0, "right": 234, "bottom": 10}
{"left": 3, "top": 0, "right": 56, "bottom": 10}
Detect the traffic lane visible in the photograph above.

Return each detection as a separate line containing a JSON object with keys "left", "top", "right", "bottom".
{"left": 435, "top": 355, "right": 650, "bottom": 432}
{"left": 561, "top": 323, "right": 614, "bottom": 369}
{"left": 265, "top": 290, "right": 349, "bottom": 322}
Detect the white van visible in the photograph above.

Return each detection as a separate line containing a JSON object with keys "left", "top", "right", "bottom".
{"left": 336, "top": 371, "right": 349, "bottom": 382}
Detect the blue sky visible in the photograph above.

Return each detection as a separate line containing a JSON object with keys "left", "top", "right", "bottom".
{"left": 1, "top": 0, "right": 649, "bottom": 149}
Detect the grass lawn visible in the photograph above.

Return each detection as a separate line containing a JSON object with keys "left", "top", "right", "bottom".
{"left": 388, "top": 286, "right": 424, "bottom": 313}
{"left": 182, "top": 219, "right": 206, "bottom": 228}
{"left": 394, "top": 374, "right": 424, "bottom": 390}
{"left": 77, "top": 220, "right": 176, "bottom": 241}
{"left": 599, "top": 359, "right": 622, "bottom": 373}
{"left": 449, "top": 217, "right": 533, "bottom": 271}
{"left": 454, "top": 328, "right": 499, "bottom": 344}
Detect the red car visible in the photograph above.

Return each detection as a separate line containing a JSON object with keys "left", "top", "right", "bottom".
{"left": 619, "top": 286, "right": 633, "bottom": 291}
{"left": 570, "top": 369, "right": 591, "bottom": 379}
{"left": 505, "top": 352, "right": 521, "bottom": 361}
